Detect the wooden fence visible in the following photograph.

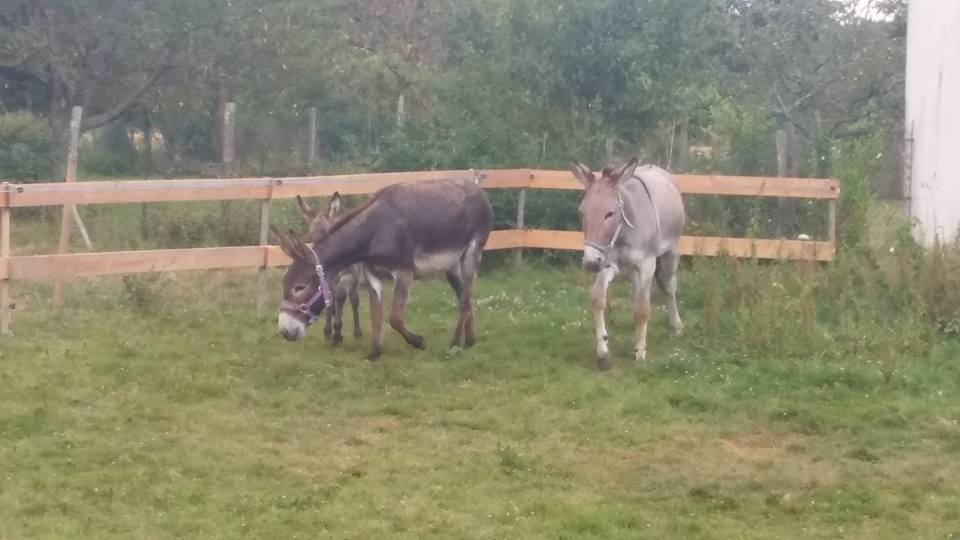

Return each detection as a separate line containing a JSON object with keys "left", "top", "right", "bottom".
{"left": 0, "top": 169, "right": 839, "bottom": 333}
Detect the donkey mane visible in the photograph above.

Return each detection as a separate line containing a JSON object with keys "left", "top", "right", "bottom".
{"left": 322, "top": 195, "right": 378, "bottom": 237}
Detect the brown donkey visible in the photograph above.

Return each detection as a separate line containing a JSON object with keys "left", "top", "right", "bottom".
{"left": 273, "top": 177, "right": 494, "bottom": 361}
{"left": 295, "top": 192, "right": 363, "bottom": 344}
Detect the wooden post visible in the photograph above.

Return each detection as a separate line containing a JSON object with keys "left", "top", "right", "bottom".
{"left": 256, "top": 198, "right": 271, "bottom": 315}
{"left": 52, "top": 106, "right": 83, "bottom": 316}
{"left": 222, "top": 102, "right": 236, "bottom": 175}
{"left": 775, "top": 121, "right": 799, "bottom": 239}
{"left": 1, "top": 183, "right": 11, "bottom": 334}
{"left": 220, "top": 102, "right": 236, "bottom": 244}
{"left": 515, "top": 188, "right": 526, "bottom": 265}
{"left": 828, "top": 199, "right": 837, "bottom": 244}
{"left": 306, "top": 107, "right": 317, "bottom": 170}
{"left": 72, "top": 205, "right": 93, "bottom": 250}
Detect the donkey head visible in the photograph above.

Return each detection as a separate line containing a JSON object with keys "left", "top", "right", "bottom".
{"left": 296, "top": 192, "right": 342, "bottom": 243}
{"left": 272, "top": 225, "right": 329, "bottom": 342}
{"left": 571, "top": 157, "right": 640, "bottom": 272}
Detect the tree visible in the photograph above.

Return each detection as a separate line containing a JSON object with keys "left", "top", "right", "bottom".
{"left": 0, "top": 0, "right": 217, "bottom": 175}
{"left": 715, "top": 0, "right": 905, "bottom": 234}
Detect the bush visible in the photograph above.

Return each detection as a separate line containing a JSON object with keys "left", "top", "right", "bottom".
{"left": 80, "top": 123, "right": 140, "bottom": 178}
{"left": 924, "top": 241, "right": 960, "bottom": 335}
{"left": 0, "top": 111, "right": 54, "bottom": 182}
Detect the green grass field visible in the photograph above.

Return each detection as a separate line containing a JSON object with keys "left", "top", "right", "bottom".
{"left": 2, "top": 261, "right": 959, "bottom": 539}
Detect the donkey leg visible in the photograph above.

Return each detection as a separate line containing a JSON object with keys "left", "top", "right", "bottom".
{"left": 350, "top": 284, "right": 362, "bottom": 338}
{"left": 632, "top": 258, "right": 656, "bottom": 363}
{"left": 591, "top": 265, "right": 619, "bottom": 370}
{"left": 332, "top": 288, "right": 347, "bottom": 345}
{"left": 366, "top": 271, "right": 385, "bottom": 361}
{"left": 656, "top": 250, "right": 683, "bottom": 337}
{"left": 460, "top": 241, "right": 483, "bottom": 348}
{"left": 445, "top": 267, "right": 466, "bottom": 348}
{"left": 323, "top": 308, "right": 333, "bottom": 342}
{"left": 389, "top": 270, "right": 426, "bottom": 350}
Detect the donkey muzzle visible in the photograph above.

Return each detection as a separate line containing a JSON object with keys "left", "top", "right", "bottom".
{"left": 582, "top": 245, "right": 608, "bottom": 273}
{"left": 278, "top": 312, "right": 307, "bottom": 341}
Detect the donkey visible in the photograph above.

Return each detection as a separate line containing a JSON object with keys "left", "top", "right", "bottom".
{"left": 295, "top": 192, "right": 363, "bottom": 344}
{"left": 572, "top": 157, "right": 686, "bottom": 369}
{"left": 273, "top": 177, "right": 494, "bottom": 361}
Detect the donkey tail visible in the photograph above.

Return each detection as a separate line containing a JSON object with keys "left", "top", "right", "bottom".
{"left": 654, "top": 257, "right": 668, "bottom": 294}
{"left": 654, "top": 250, "right": 678, "bottom": 295}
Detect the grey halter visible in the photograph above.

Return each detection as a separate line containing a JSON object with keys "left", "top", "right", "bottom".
{"left": 584, "top": 174, "right": 661, "bottom": 254}
{"left": 585, "top": 193, "right": 634, "bottom": 254}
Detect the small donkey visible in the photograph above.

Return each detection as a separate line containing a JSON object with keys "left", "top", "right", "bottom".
{"left": 295, "top": 193, "right": 363, "bottom": 344}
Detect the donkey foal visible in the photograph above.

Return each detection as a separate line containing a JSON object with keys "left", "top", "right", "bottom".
{"left": 295, "top": 193, "right": 362, "bottom": 344}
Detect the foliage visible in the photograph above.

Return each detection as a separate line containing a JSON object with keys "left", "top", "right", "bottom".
{"left": 80, "top": 123, "right": 140, "bottom": 178}
{"left": 924, "top": 241, "right": 960, "bottom": 335}
{"left": 0, "top": 111, "right": 53, "bottom": 182}
{"left": 832, "top": 133, "right": 887, "bottom": 250}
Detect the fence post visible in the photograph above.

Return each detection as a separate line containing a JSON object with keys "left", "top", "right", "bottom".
{"left": 52, "top": 106, "right": 83, "bottom": 316}
{"left": 828, "top": 198, "right": 837, "bottom": 244}
{"left": 222, "top": 102, "right": 236, "bottom": 175}
{"left": 256, "top": 194, "right": 271, "bottom": 316}
{"left": 306, "top": 107, "right": 317, "bottom": 170}
{"left": 515, "top": 188, "right": 526, "bottom": 264}
{"left": 1, "top": 182, "right": 11, "bottom": 334}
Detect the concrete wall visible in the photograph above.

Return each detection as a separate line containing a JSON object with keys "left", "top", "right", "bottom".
{"left": 906, "top": 0, "right": 960, "bottom": 245}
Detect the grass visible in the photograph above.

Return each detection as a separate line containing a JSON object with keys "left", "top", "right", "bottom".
{"left": 2, "top": 261, "right": 960, "bottom": 539}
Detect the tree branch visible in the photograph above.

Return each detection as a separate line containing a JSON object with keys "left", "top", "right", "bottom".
{"left": 81, "top": 50, "right": 173, "bottom": 131}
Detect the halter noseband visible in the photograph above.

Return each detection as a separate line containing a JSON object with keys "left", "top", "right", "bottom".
{"left": 584, "top": 194, "right": 635, "bottom": 254}
{"left": 279, "top": 248, "right": 333, "bottom": 325}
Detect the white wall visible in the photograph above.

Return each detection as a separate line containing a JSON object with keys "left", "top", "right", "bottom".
{"left": 906, "top": 0, "right": 960, "bottom": 245}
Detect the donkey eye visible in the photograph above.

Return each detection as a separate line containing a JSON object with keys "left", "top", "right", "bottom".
{"left": 605, "top": 211, "right": 615, "bottom": 220}
{"left": 293, "top": 284, "right": 307, "bottom": 294}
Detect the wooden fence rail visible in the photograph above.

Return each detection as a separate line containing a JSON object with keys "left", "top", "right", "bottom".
{"left": 0, "top": 169, "right": 839, "bottom": 333}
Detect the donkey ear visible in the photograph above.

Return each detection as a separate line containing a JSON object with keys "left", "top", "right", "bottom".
{"left": 295, "top": 195, "right": 318, "bottom": 227}
{"left": 570, "top": 162, "right": 595, "bottom": 187}
{"left": 609, "top": 157, "right": 639, "bottom": 185}
{"left": 327, "top": 191, "right": 342, "bottom": 219}
{"left": 271, "top": 225, "right": 296, "bottom": 258}
{"left": 288, "top": 229, "right": 315, "bottom": 262}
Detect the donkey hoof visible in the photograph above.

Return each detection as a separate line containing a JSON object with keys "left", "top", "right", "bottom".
{"left": 332, "top": 334, "right": 344, "bottom": 346}
{"left": 407, "top": 335, "right": 426, "bottom": 350}
{"left": 354, "top": 330, "right": 363, "bottom": 339}
{"left": 464, "top": 336, "right": 476, "bottom": 348}
{"left": 366, "top": 349, "right": 381, "bottom": 362}
{"left": 596, "top": 355, "right": 612, "bottom": 371}
{"left": 670, "top": 325, "right": 684, "bottom": 338}
{"left": 634, "top": 349, "right": 647, "bottom": 364}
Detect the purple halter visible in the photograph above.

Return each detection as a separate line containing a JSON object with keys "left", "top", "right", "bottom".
{"left": 279, "top": 248, "right": 333, "bottom": 325}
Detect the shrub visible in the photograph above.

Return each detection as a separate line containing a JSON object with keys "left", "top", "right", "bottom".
{"left": 0, "top": 111, "right": 54, "bottom": 182}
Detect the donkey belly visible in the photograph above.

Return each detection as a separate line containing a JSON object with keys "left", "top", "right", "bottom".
{"left": 413, "top": 249, "right": 462, "bottom": 278}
